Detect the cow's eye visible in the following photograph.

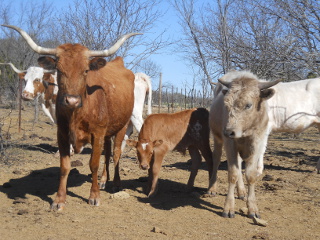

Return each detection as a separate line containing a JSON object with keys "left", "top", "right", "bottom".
{"left": 34, "top": 78, "right": 40, "bottom": 82}
{"left": 245, "top": 103, "right": 252, "bottom": 110}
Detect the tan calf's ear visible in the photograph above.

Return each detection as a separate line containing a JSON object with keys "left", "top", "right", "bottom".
{"left": 153, "top": 140, "right": 163, "bottom": 147}
{"left": 126, "top": 139, "right": 138, "bottom": 148}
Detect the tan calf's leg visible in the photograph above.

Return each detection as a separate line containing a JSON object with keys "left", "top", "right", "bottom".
{"left": 187, "top": 146, "right": 202, "bottom": 190}
{"left": 147, "top": 152, "right": 164, "bottom": 197}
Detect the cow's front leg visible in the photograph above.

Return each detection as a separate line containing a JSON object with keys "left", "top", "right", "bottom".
{"left": 236, "top": 155, "right": 246, "bottom": 200}
{"left": 99, "top": 137, "right": 111, "bottom": 190}
{"left": 147, "top": 153, "right": 163, "bottom": 198}
{"left": 245, "top": 163, "right": 260, "bottom": 218}
{"left": 222, "top": 164, "right": 238, "bottom": 218}
{"left": 51, "top": 130, "right": 71, "bottom": 211}
{"left": 89, "top": 136, "right": 103, "bottom": 206}
{"left": 207, "top": 137, "right": 223, "bottom": 195}
{"left": 112, "top": 126, "right": 128, "bottom": 192}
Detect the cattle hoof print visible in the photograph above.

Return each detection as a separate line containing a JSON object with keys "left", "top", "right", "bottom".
{"left": 88, "top": 198, "right": 100, "bottom": 206}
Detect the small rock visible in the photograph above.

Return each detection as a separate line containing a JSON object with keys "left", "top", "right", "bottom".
{"left": 252, "top": 232, "right": 270, "bottom": 239}
{"left": 12, "top": 170, "right": 22, "bottom": 175}
{"left": 239, "top": 207, "right": 248, "bottom": 215}
{"left": 152, "top": 227, "right": 167, "bottom": 235}
{"left": 262, "top": 174, "right": 274, "bottom": 181}
{"left": 13, "top": 198, "right": 27, "bottom": 204}
{"left": 17, "top": 209, "right": 29, "bottom": 215}
{"left": 110, "top": 191, "right": 130, "bottom": 199}
{"left": 253, "top": 217, "right": 268, "bottom": 227}
{"left": 152, "top": 227, "right": 161, "bottom": 233}
{"left": 71, "top": 160, "right": 83, "bottom": 167}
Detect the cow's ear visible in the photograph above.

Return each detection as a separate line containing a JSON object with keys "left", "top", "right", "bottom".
{"left": 18, "top": 72, "right": 26, "bottom": 79}
{"left": 38, "top": 56, "right": 56, "bottom": 70}
{"left": 126, "top": 139, "right": 138, "bottom": 148}
{"left": 89, "top": 57, "right": 107, "bottom": 71}
{"left": 222, "top": 89, "right": 228, "bottom": 95}
{"left": 43, "top": 80, "right": 49, "bottom": 89}
{"left": 153, "top": 140, "right": 163, "bottom": 147}
{"left": 260, "top": 88, "right": 275, "bottom": 100}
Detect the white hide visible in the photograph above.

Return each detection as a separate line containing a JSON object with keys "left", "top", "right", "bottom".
{"left": 22, "top": 67, "right": 58, "bottom": 123}
{"left": 267, "top": 78, "right": 320, "bottom": 134}
{"left": 121, "top": 72, "right": 152, "bottom": 151}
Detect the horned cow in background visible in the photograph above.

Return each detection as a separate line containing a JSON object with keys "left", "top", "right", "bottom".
{"left": 2, "top": 24, "right": 141, "bottom": 210}
{"left": 0, "top": 62, "right": 57, "bottom": 123}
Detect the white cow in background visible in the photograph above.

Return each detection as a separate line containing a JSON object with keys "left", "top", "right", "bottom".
{"left": 211, "top": 74, "right": 320, "bottom": 202}
{"left": 120, "top": 72, "right": 152, "bottom": 151}
{"left": 262, "top": 78, "right": 320, "bottom": 173}
{"left": 0, "top": 62, "right": 57, "bottom": 123}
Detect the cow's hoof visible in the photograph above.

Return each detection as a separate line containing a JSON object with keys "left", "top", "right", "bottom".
{"left": 50, "top": 202, "right": 65, "bottom": 211}
{"left": 238, "top": 195, "right": 247, "bottom": 201}
{"left": 205, "top": 191, "right": 217, "bottom": 197}
{"left": 88, "top": 198, "right": 100, "bottom": 206}
{"left": 248, "top": 212, "right": 260, "bottom": 219}
{"left": 222, "top": 211, "right": 235, "bottom": 218}
{"left": 99, "top": 182, "right": 106, "bottom": 190}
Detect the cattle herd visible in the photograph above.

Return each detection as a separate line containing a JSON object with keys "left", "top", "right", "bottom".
{"left": 1, "top": 25, "right": 320, "bottom": 220}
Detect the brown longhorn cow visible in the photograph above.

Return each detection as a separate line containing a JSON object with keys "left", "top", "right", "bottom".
{"left": 2, "top": 25, "right": 141, "bottom": 210}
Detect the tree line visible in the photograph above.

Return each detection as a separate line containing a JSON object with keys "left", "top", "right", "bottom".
{"left": 0, "top": 0, "right": 319, "bottom": 106}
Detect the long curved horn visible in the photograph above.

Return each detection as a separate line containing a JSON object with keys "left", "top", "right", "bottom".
{"left": 88, "top": 32, "right": 143, "bottom": 57}
{"left": 258, "top": 79, "right": 282, "bottom": 90}
{"left": 2, "top": 25, "right": 57, "bottom": 55}
{"left": 43, "top": 69, "right": 56, "bottom": 74}
{"left": 218, "top": 78, "right": 232, "bottom": 88}
{"left": 0, "top": 63, "right": 26, "bottom": 73}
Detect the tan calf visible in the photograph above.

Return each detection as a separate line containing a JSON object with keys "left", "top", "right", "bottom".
{"left": 127, "top": 108, "right": 213, "bottom": 197}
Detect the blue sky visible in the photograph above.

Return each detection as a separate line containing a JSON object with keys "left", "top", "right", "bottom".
{"left": 7, "top": 0, "right": 208, "bottom": 91}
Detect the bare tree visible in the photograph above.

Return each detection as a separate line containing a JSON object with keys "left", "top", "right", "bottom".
{"left": 0, "top": 0, "right": 55, "bottom": 103}
{"left": 52, "top": 0, "right": 169, "bottom": 70}
{"left": 171, "top": 0, "right": 216, "bottom": 91}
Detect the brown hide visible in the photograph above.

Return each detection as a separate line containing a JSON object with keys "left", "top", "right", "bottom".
{"left": 42, "top": 73, "right": 57, "bottom": 109}
{"left": 54, "top": 50, "right": 134, "bottom": 209}
{"left": 129, "top": 108, "right": 213, "bottom": 197}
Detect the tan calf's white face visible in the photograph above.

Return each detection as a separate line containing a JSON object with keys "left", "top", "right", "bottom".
{"left": 127, "top": 139, "right": 163, "bottom": 170}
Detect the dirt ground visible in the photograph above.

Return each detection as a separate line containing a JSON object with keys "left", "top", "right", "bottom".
{"left": 0, "top": 105, "right": 319, "bottom": 240}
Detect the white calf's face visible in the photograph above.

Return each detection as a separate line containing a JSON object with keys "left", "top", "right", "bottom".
{"left": 22, "top": 67, "right": 45, "bottom": 100}
{"left": 222, "top": 78, "right": 263, "bottom": 138}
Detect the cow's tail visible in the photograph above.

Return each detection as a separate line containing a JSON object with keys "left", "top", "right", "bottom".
{"left": 146, "top": 75, "right": 152, "bottom": 115}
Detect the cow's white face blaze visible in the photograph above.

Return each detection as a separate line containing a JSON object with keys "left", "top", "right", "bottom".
{"left": 22, "top": 67, "right": 45, "bottom": 100}
{"left": 136, "top": 140, "right": 154, "bottom": 170}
